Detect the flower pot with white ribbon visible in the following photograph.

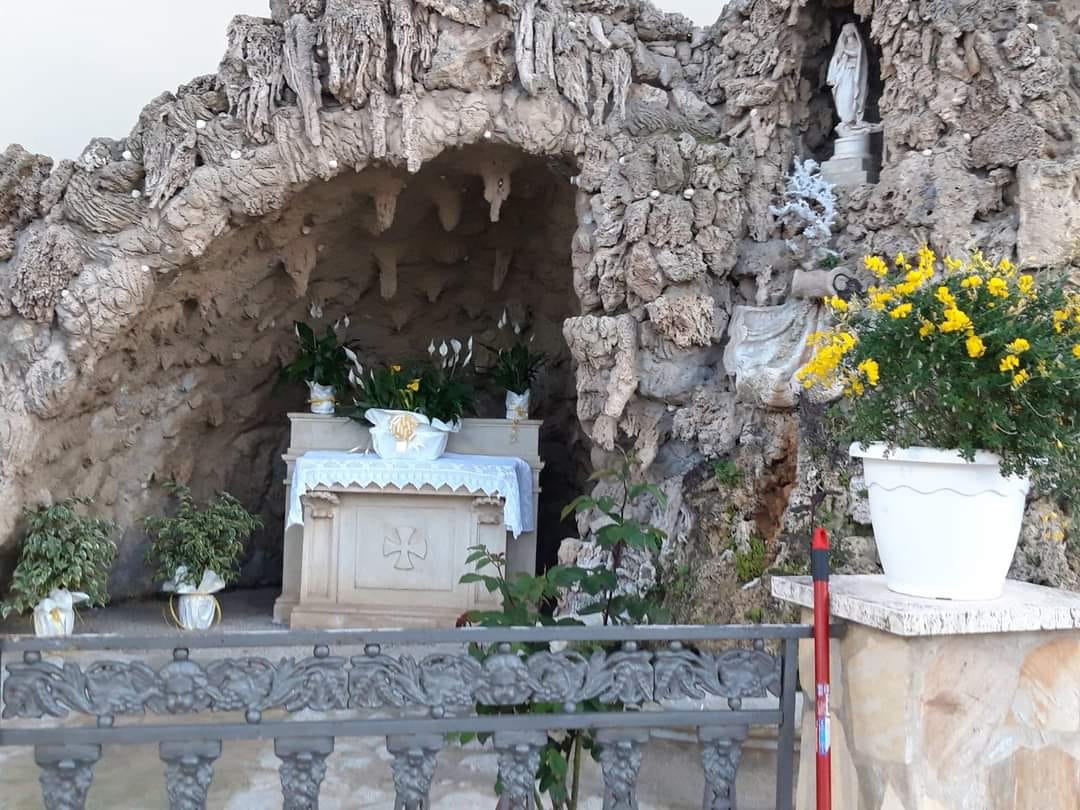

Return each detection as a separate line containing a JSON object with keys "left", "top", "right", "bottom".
{"left": 850, "top": 443, "right": 1029, "bottom": 600}
{"left": 307, "top": 381, "right": 336, "bottom": 415}
{"left": 32, "top": 589, "right": 89, "bottom": 637}
{"left": 366, "top": 408, "right": 460, "bottom": 461}
{"left": 505, "top": 389, "right": 530, "bottom": 421}
{"left": 163, "top": 567, "right": 226, "bottom": 630}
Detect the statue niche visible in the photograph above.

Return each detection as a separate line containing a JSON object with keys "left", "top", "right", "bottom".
{"left": 820, "top": 23, "right": 881, "bottom": 188}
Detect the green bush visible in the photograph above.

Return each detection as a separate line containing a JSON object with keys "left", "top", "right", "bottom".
{"left": 144, "top": 482, "right": 262, "bottom": 588}
{"left": 0, "top": 498, "right": 117, "bottom": 618}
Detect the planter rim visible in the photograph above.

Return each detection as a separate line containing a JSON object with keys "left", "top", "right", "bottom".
{"left": 848, "top": 442, "right": 1004, "bottom": 467}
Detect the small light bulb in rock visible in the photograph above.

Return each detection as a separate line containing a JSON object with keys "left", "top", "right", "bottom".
{"left": 483, "top": 130, "right": 493, "bottom": 139}
{"left": 231, "top": 149, "right": 242, "bottom": 159}
{"left": 122, "top": 150, "right": 133, "bottom": 160}
{"left": 682, "top": 188, "right": 695, "bottom": 199}
{"left": 649, "top": 189, "right": 660, "bottom": 199}
{"left": 921, "top": 148, "right": 932, "bottom": 156}
{"left": 131, "top": 189, "right": 142, "bottom": 198}
{"left": 141, "top": 265, "right": 150, "bottom": 273}
{"left": 328, "top": 159, "right": 338, "bottom": 169}
{"left": 196, "top": 120, "right": 206, "bottom": 130}
{"left": 618, "top": 156, "right": 627, "bottom": 164}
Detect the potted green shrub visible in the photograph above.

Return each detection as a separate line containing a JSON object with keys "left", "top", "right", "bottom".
{"left": 798, "top": 247, "right": 1080, "bottom": 599}
{"left": 0, "top": 498, "right": 117, "bottom": 637}
{"left": 348, "top": 337, "right": 476, "bottom": 460}
{"left": 280, "top": 319, "right": 357, "bottom": 414}
{"left": 487, "top": 313, "right": 545, "bottom": 420}
{"left": 144, "top": 482, "right": 262, "bottom": 629}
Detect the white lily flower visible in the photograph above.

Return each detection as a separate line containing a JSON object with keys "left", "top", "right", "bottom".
{"left": 513, "top": 322, "right": 522, "bottom": 335}
{"left": 468, "top": 335, "right": 474, "bottom": 351}
{"left": 428, "top": 340, "right": 436, "bottom": 355}
{"left": 343, "top": 347, "right": 358, "bottom": 364}
{"left": 498, "top": 310, "right": 507, "bottom": 329}
{"left": 463, "top": 350, "right": 472, "bottom": 367}
{"left": 309, "top": 301, "right": 323, "bottom": 319}
{"left": 343, "top": 315, "right": 350, "bottom": 328}
{"left": 348, "top": 369, "right": 359, "bottom": 386}
{"left": 439, "top": 341, "right": 449, "bottom": 357}
{"left": 294, "top": 323, "right": 301, "bottom": 339}
{"left": 450, "top": 338, "right": 462, "bottom": 356}
{"left": 333, "top": 318, "right": 340, "bottom": 331}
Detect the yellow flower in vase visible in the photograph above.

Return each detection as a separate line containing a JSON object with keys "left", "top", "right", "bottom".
{"left": 406, "top": 378, "right": 421, "bottom": 393}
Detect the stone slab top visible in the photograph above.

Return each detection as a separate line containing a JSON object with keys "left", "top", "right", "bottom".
{"left": 771, "top": 574, "right": 1080, "bottom": 637}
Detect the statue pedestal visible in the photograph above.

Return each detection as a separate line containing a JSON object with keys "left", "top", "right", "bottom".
{"left": 821, "top": 132, "right": 877, "bottom": 188}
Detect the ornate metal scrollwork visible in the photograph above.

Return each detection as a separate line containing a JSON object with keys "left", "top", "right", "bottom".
{"left": 595, "top": 729, "right": 649, "bottom": 810}
{"left": 160, "top": 740, "right": 222, "bottom": 810}
{"left": 35, "top": 745, "right": 100, "bottom": 810}
{"left": 276, "top": 737, "right": 334, "bottom": 810}
{"left": 387, "top": 733, "right": 443, "bottom": 810}
{"left": 699, "top": 726, "right": 748, "bottom": 810}
{"left": 493, "top": 730, "right": 546, "bottom": 810}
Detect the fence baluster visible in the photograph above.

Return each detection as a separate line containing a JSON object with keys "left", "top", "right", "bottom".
{"left": 387, "top": 733, "right": 443, "bottom": 809}
{"left": 493, "top": 730, "right": 546, "bottom": 809}
{"left": 276, "top": 737, "right": 334, "bottom": 810}
{"left": 159, "top": 740, "right": 222, "bottom": 810}
{"left": 699, "top": 726, "right": 748, "bottom": 810}
{"left": 595, "top": 728, "right": 650, "bottom": 810}
{"left": 35, "top": 744, "right": 101, "bottom": 810}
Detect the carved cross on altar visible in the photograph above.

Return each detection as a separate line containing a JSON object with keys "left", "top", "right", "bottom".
{"left": 383, "top": 527, "right": 428, "bottom": 570}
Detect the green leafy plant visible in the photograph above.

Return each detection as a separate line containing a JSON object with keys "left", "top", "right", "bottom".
{"left": 734, "top": 535, "right": 767, "bottom": 584}
{"left": 486, "top": 312, "right": 546, "bottom": 395}
{"left": 458, "top": 453, "right": 669, "bottom": 807}
{"left": 349, "top": 338, "right": 476, "bottom": 425}
{"left": 799, "top": 248, "right": 1080, "bottom": 510}
{"left": 712, "top": 458, "right": 744, "bottom": 487}
{"left": 279, "top": 320, "right": 355, "bottom": 391}
{"left": 0, "top": 499, "right": 117, "bottom": 618}
{"left": 144, "top": 482, "right": 262, "bottom": 588}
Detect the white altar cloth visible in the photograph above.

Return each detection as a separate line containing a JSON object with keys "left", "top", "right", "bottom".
{"left": 286, "top": 451, "right": 535, "bottom": 537}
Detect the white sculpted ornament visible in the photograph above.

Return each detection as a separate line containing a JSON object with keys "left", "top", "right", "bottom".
{"left": 827, "top": 23, "right": 869, "bottom": 135}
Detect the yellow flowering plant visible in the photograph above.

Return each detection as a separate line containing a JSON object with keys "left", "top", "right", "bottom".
{"left": 798, "top": 247, "right": 1080, "bottom": 508}
{"left": 347, "top": 337, "right": 477, "bottom": 424}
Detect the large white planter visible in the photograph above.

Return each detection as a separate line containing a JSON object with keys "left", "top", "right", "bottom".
{"left": 366, "top": 408, "right": 459, "bottom": 461}
{"left": 175, "top": 594, "right": 219, "bottom": 630}
{"left": 307, "top": 382, "right": 336, "bottom": 415}
{"left": 32, "top": 589, "right": 88, "bottom": 637}
{"left": 505, "top": 389, "right": 530, "bottom": 421}
{"left": 850, "top": 443, "right": 1030, "bottom": 600}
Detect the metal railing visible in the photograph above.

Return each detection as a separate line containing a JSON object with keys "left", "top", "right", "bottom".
{"left": 0, "top": 623, "right": 809, "bottom": 809}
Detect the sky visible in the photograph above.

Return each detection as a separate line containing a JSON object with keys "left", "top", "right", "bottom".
{"left": 0, "top": 0, "right": 726, "bottom": 160}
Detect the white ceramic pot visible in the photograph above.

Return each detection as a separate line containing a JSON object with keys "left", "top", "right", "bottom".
{"left": 176, "top": 593, "right": 219, "bottom": 630}
{"left": 32, "top": 590, "right": 89, "bottom": 637}
{"left": 307, "top": 381, "right": 336, "bottom": 415}
{"left": 366, "top": 408, "right": 460, "bottom": 461}
{"left": 850, "top": 443, "right": 1030, "bottom": 600}
{"left": 505, "top": 389, "right": 530, "bottom": 420}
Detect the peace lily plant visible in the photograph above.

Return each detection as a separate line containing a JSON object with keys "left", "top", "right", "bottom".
{"left": 279, "top": 314, "right": 358, "bottom": 414}
{"left": 799, "top": 247, "right": 1080, "bottom": 599}
{"left": 487, "top": 310, "right": 546, "bottom": 421}
{"left": 348, "top": 337, "right": 476, "bottom": 460}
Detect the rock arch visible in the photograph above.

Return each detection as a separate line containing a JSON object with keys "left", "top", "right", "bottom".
{"left": 2, "top": 0, "right": 1078, "bottom": 602}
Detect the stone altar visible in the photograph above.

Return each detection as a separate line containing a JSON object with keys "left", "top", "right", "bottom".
{"left": 274, "top": 414, "right": 542, "bottom": 627}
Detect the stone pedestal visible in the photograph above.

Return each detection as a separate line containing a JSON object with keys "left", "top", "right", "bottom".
{"left": 773, "top": 574, "right": 1080, "bottom": 810}
{"left": 820, "top": 132, "right": 877, "bottom": 187}
{"left": 274, "top": 415, "right": 543, "bottom": 626}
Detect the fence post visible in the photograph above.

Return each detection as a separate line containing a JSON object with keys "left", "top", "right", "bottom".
{"left": 811, "top": 527, "right": 832, "bottom": 810}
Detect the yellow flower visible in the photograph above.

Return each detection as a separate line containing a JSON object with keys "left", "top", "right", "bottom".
{"left": 406, "top": 378, "right": 420, "bottom": 393}
{"left": 918, "top": 321, "right": 936, "bottom": 339}
{"left": 1072, "top": 344, "right": 1080, "bottom": 359}
{"left": 857, "top": 358, "right": 880, "bottom": 386}
{"left": 935, "top": 286, "right": 956, "bottom": 307}
{"left": 1053, "top": 309, "right": 1070, "bottom": 333}
{"left": 864, "top": 255, "right": 888, "bottom": 278}
{"left": 965, "top": 334, "right": 986, "bottom": 358}
{"left": 1011, "top": 369, "right": 1030, "bottom": 389}
{"left": 390, "top": 364, "right": 402, "bottom": 373}
{"left": 960, "top": 275, "right": 982, "bottom": 289}
{"left": 939, "top": 307, "right": 972, "bottom": 333}
{"left": 1005, "top": 338, "right": 1031, "bottom": 354}
{"left": 944, "top": 256, "right": 964, "bottom": 274}
{"left": 868, "top": 289, "right": 893, "bottom": 311}
{"left": 889, "top": 303, "right": 913, "bottom": 319}
{"left": 827, "top": 295, "right": 848, "bottom": 312}
{"left": 895, "top": 252, "right": 906, "bottom": 267}
{"left": 998, "top": 258, "right": 1015, "bottom": 275}
{"left": 1017, "top": 274, "right": 1035, "bottom": 296}
{"left": 987, "top": 277, "right": 1009, "bottom": 298}
{"left": 999, "top": 354, "right": 1020, "bottom": 372}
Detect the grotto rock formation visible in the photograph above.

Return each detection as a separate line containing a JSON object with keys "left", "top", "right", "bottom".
{"left": 1, "top": 0, "right": 1078, "bottom": 600}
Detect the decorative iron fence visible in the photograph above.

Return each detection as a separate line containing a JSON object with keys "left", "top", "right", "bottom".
{"left": 0, "top": 623, "right": 809, "bottom": 809}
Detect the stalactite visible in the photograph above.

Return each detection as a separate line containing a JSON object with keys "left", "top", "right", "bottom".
{"left": 219, "top": 16, "right": 285, "bottom": 144}
{"left": 481, "top": 167, "right": 513, "bottom": 223}
{"left": 371, "top": 175, "right": 405, "bottom": 234}
{"left": 515, "top": 0, "right": 539, "bottom": 95}
{"left": 373, "top": 244, "right": 400, "bottom": 299}
{"left": 283, "top": 13, "right": 324, "bottom": 146}
{"left": 533, "top": 7, "right": 556, "bottom": 88}
{"left": 492, "top": 248, "right": 513, "bottom": 291}
{"left": 390, "top": 0, "right": 416, "bottom": 94}
{"left": 429, "top": 181, "right": 462, "bottom": 231}
{"left": 370, "top": 88, "right": 388, "bottom": 159}
{"left": 401, "top": 92, "right": 422, "bottom": 173}
{"left": 322, "top": 0, "right": 387, "bottom": 107}
{"left": 281, "top": 237, "right": 318, "bottom": 297}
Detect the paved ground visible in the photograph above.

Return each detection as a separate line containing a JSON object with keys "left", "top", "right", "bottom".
{"left": 0, "top": 589, "right": 786, "bottom": 809}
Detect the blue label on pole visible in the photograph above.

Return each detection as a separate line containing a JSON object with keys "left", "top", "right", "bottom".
{"left": 817, "top": 718, "right": 831, "bottom": 755}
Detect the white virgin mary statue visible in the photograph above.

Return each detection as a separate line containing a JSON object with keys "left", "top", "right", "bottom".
{"left": 827, "top": 23, "right": 869, "bottom": 133}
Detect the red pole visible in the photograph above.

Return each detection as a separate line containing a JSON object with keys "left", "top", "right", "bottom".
{"left": 811, "top": 527, "right": 832, "bottom": 810}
